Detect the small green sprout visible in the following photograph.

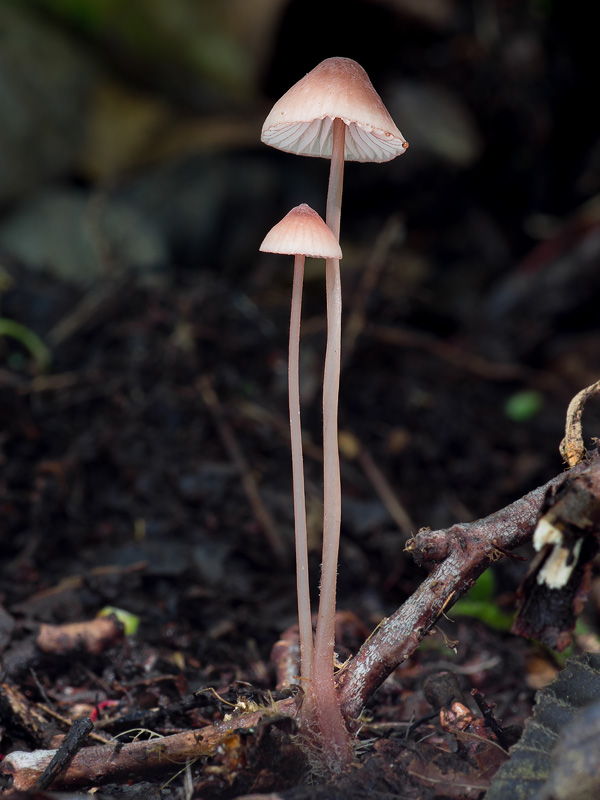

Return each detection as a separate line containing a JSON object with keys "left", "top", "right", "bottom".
{"left": 98, "top": 606, "right": 140, "bottom": 636}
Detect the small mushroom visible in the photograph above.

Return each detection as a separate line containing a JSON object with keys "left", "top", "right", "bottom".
{"left": 262, "top": 58, "right": 408, "bottom": 772}
{"left": 260, "top": 203, "right": 342, "bottom": 686}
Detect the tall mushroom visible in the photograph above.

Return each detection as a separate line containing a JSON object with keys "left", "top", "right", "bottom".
{"left": 259, "top": 204, "right": 342, "bottom": 688}
{"left": 262, "top": 58, "right": 408, "bottom": 771}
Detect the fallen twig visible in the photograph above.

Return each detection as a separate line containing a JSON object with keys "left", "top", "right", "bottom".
{"left": 0, "top": 697, "right": 299, "bottom": 791}
{"left": 47, "top": 281, "right": 119, "bottom": 347}
{"left": 358, "top": 444, "right": 414, "bottom": 536}
{"left": 36, "top": 616, "right": 124, "bottom": 657}
{"left": 342, "top": 214, "right": 405, "bottom": 367}
{"left": 369, "top": 323, "right": 527, "bottom": 381}
{"left": 337, "top": 455, "right": 595, "bottom": 719}
{"left": 197, "top": 374, "right": 287, "bottom": 564}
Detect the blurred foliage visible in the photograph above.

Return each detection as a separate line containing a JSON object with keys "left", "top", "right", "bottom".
{"left": 452, "top": 568, "right": 515, "bottom": 632}
{"left": 19, "top": 0, "right": 288, "bottom": 104}
{"left": 505, "top": 390, "right": 545, "bottom": 422}
{"left": 0, "top": 317, "right": 52, "bottom": 371}
{"left": 0, "top": 267, "right": 52, "bottom": 370}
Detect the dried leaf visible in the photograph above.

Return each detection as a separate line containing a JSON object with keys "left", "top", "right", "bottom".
{"left": 485, "top": 653, "right": 600, "bottom": 800}
{"left": 513, "top": 469, "right": 600, "bottom": 650}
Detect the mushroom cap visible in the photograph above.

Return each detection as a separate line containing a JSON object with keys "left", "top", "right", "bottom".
{"left": 261, "top": 57, "right": 408, "bottom": 163}
{"left": 259, "top": 204, "right": 342, "bottom": 259}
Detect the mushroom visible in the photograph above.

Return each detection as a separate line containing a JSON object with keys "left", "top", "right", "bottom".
{"left": 262, "top": 58, "right": 408, "bottom": 771}
{"left": 259, "top": 204, "right": 342, "bottom": 687}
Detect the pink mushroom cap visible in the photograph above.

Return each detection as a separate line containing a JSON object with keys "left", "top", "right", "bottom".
{"left": 260, "top": 203, "right": 342, "bottom": 260}
{"left": 261, "top": 57, "right": 408, "bottom": 163}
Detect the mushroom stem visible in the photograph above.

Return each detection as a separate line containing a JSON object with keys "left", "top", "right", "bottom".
{"left": 310, "top": 117, "right": 352, "bottom": 768}
{"left": 289, "top": 253, "right": 313, "bottom": 683}
{"left": 325, "top": 117, "right": 345, "bottom": 239}
{"left": 259, "top": 203, "right": 342, "bottom": 701}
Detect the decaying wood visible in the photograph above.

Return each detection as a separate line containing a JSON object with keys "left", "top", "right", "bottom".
{"left": 560, "top": 379, "right": 600, "bottom": 467}
{"left": 36, "top": 616, "right": 124, "bottom": 656}
{"left": 0, "top": 697, "right": 299, "bottom": 791}
{"left": 0, "top": 683, "right": 54, "bottom": 744}
{"left": 0, "top": 682, "right": 109, "bottom": 750}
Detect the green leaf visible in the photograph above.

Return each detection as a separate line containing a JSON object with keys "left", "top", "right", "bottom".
{"left": 504, "top": 390, "right": 544, "bottom": 422}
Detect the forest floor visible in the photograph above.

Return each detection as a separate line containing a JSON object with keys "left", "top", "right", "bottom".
{"left": 1, "top": 240, "right": 599, "bottom": 799}
{"left": 1, "top": 4, "right": 600, "bottom": 797}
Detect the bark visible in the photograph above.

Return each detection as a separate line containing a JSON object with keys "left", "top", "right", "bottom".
{"left": 337, "top": 456, "right": 594, "bottom": 720}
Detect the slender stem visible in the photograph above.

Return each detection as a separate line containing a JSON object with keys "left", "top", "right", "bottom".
{"left": 289, "top": 254, "right": 313, "bottom": 683}
{"left": 325, "top": 119, "right": 345, "bottom": 240}
{"left": 308, "top": 117, "right": 352, "bottom": 769}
